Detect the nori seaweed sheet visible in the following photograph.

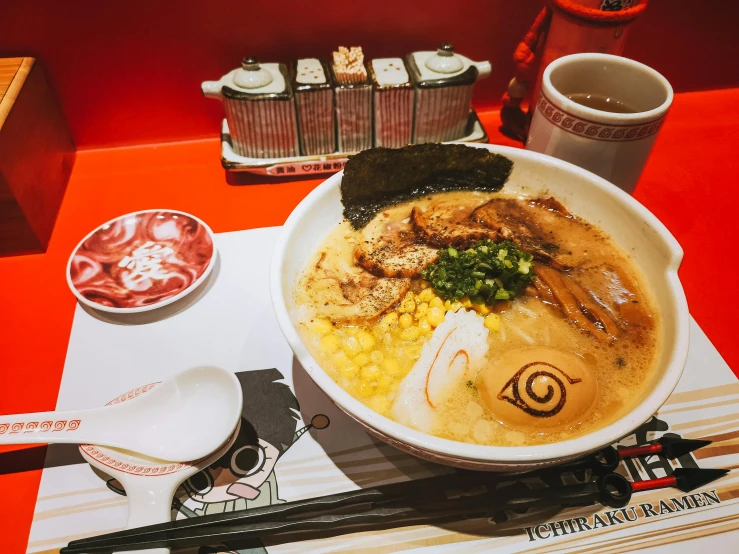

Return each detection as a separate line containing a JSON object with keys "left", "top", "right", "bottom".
{"left": 341, "top": 144, "right": 513, "bottom": 229}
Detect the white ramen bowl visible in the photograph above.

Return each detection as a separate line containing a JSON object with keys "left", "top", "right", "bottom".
{"left": 270, "top": 143, "right": 689, "bottom": 471}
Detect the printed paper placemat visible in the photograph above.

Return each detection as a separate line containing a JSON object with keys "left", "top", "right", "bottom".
{"left": 26, "top": 227, "right": 739, "bottom": 553}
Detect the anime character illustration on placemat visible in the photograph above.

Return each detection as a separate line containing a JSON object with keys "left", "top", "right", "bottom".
{"left": 104, "top": 368, "right": 330, "bottom": 554}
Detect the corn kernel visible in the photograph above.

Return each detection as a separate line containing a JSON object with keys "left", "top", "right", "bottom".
{"left": 370, "top": 350, "right": 384, "bottom": 364}
{"left": 308, "top": 318, "right": 333, "bottom": 336}
{"left": 330, "top": 351, "right": 352, "bottom": 369}
{"left": 484, "top": 313, "right": 501, "bottom": 331}
{"left": 344, "top": 326, "right": 360, "bottom": 336}
{"left": 429, "top": 296, "right": 444, "bottom": 309}
{"left": 417, "top": 288, "right": 435, "bottom": 303}
{"left": 399, "top": 297, "right": 416, "bottom": 314}
{"left": 379, "top": 312, "right": 399, "bottom": 330}
{"left": 428, "top": 307, "right": 445, "bottom": 327}
{"left": 341, "top": 363, "right": 359, "bottom": 378}
{"left": 361, "top": 364, "right": 381, "bottom": 381}
{"left": 382, "top": 358, "right": 401, "bottom": 375}
{"left": 342, "top": 336, "right": 361, "bottom": 357}
{"left": 449, "top": 301, "right": 462, "bottom": 312}
{"left": 444, "top": 299, "right": 452, "bottom": 310}
{"left": 357, "top": 381, "right": 375, "bottom": 397}
{"left": 368, "top": 396, "right": 391, "bottom": 414}
{"left": 415, "top": 302, "right": 429, "bottom": 318}
{"left": 377, "top": 374, "right": 394, "bottom": 390}
{"left": 357, "top": 330, "right": 376, "bottom": 351}
{"left": 320, "top": 334, "right": 340, "bottom": 354}
{"left": 399, "top": 326, "right": 421, "bottom": 341}
{"left": 398, "top": 313, "right": 413, "bottom": 329}
{"left": 473, "top": 303, "right": 491, "bottom": 315}
{"left": 419, "top": 280, "right": 431, "bottom": 289}
{"left": 460, "top": 296, "right": 472, "bottom": 309}
{"left": 353, "top": 352, "right": 370, "bottom": 368}
{"left": 381, "top": 332, "right": 393, "bottom": 347}
{"left": 418, "top": 318, "right": 432, "bottom": 334}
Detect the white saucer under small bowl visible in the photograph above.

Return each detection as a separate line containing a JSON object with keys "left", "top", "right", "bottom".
{"left": 80, "top": 382, "right": 238, "bottom": 554}
{"left": 66, "top": 209, "right": 217, "bottom": 314}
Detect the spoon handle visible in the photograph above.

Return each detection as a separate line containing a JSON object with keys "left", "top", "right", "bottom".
{"left": 0, "top": 408, "right": 108, "bottom": 446}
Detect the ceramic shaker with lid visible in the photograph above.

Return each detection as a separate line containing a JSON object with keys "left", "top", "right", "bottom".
{"left": 369, "top": 58, "right": 414, "bottom": 148}
{"left": 291, "top": 59, "right": 336, "bottom": 156}
{"left": 406, "top": 44, "right": 491, "bottom": 143}
{"left": 202, "top": 57, "right": 300, "bottom": 158}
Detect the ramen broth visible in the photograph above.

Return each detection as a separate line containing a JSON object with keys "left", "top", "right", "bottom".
{"left": 295, "top": 191, "right": 660, "bottom": 446}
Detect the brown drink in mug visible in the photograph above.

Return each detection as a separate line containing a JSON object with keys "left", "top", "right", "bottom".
{"left": 526, "top": 53, "right": 673, "bottom": 193}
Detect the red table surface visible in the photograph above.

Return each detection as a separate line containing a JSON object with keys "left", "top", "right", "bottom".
{"left": 1, "top": 89, "right": 737, "bottom": 553}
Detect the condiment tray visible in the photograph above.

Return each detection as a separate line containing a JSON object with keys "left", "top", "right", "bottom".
{"left": 220, "top": 109, "right": 489, "bottom": 176}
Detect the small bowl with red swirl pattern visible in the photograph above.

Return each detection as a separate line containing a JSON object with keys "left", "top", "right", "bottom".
{"left": 66, "top": 209, "right": 217, "bottom": 313}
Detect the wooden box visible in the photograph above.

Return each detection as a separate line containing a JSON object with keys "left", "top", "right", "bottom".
{"left": 0, "top": 57, "right": 75, "bottom": 256}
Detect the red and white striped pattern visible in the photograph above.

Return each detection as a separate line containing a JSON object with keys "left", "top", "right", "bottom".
{"left": 413, "top": 85, "right": 473, "bottom": 144}
{"left": 374, "top": 88, "right": 414, "bottom": 148}
{"left": 295, "top": 89, "right": 335, "bottom": 156}
{"left": 335, "top": 86, "right": 372, "bottom": 153}
{"left": 223, "top": 97, "right": 300, "bottom": 158}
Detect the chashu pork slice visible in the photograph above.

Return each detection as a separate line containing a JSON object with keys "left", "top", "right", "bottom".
{"left": 354, "top": 204, "right": 438, "bottom": 278}
{"left": 301, "top": 235, "right": 410, "bottom": 324}
{"left": 410, "top": 196, "right": 497, "bottom": 249}
{"left": 471, "top": 197, "right": 604, "bottom": 268}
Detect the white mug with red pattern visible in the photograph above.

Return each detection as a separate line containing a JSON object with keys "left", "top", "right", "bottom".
{"left": 526, "top": 53, "right": 673, "bottom": 193}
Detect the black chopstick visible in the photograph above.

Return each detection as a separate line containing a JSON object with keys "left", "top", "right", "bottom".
{"left": 63, "top": 470, "right": 489, "bottom": 550}
{"left": 61, "top": 476, "right": 627, "bottom": 553}
{"left": 65, "top": 448, "right": 615, "bottom": 552}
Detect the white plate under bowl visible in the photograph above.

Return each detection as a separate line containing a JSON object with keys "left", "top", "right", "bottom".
{"left": 270, "top": 143, "right": 690, "bottom": 471}
{"left": 67, "top": 209, "right": 217, "bottom": 314}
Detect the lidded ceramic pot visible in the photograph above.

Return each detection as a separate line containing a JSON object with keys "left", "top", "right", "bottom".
{"left": 202, "top": 57, "right": 300, "bottom": 158}
{"left": 330, "top": 47, "right": 372, "bottom": 153}
{"left": 369, "top": 58, "right": 414, "bottom": 148}
{"left": 291, "top": 59, "right": 336, "bottom": 156}
{"left": 405, "top": 44, "right": 491, "bottom": 143}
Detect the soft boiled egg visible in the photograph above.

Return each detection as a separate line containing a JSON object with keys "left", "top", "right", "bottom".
{"left": 477, "top": 346, "right": 598, "bottom": 432}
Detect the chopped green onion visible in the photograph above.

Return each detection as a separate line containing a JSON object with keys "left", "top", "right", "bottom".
{"left": 420, "top": 239, "right": 534, "bottom": 304}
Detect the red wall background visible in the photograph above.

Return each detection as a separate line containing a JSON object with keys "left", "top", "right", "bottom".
{"left": 1, "top": 0, "right": 738, "bottom": 149}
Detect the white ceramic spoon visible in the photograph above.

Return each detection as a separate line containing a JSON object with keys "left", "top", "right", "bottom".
{"left": 80, "top": 399, "right": 240, "bottom": 554}
{"left": 0, "top": 366, "right": 242, "bottom": 462}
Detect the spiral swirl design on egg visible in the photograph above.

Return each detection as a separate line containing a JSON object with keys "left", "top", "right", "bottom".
{"left": 497, "top": 361, "right": 582, "bottom": 418}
